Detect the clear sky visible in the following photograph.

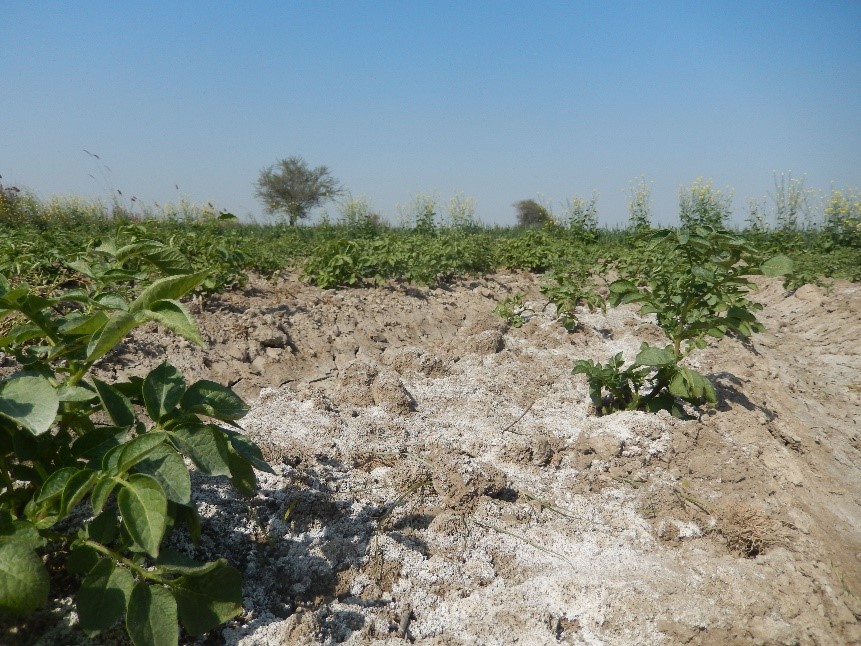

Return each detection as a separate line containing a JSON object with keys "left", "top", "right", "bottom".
{"left": 2, "top": 1, "right": 859, "bottom": 227}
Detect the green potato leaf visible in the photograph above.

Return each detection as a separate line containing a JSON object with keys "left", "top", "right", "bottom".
{"left": 167, "top": 425, "right": 231, "bottom": 476}
{"left": 126, "top": 582, "right": 179, "bottom": 646}
{"left": 141, "top": 299, "right": 204, "bottom": 347}
{"left": 181, "top": 380, "right": 249, "bottom": 421}
{"left": 117, "top": 474, "right": 168, "bottom": 558}
{"left": 60, "top": 468, "right": 97, "bottom": 518}
{"left": 94, "top": 378, "right": 136, "bottom": 427}
{"left": 134, "top": 444, "right": 192, "bottom": 505}
{"left": 634, "top": 345, "right": 676, "bottom": 367}
{"left": 106, "top": 431, "right": 168, "bottom": 475}
{"left": 86, "top": 311, "right": 139, "bottom": 364}
{"left": 227, "top": 447, "right": 257, "bottom": 497}
{"left": 130, "top": 270, "right": 209, "bottom": 312}
{"left": 143, "top": 363, "right": 186, "bottom": 421}
{"left": 58, "top": 311, "right": 109, "bottom": 336}
{"left": 761, "top": 254, "right": 794, "bottom": 277}
{"left": 173, "top": 560, "right": 243, "bottom": 635}
{"left": 34, "top": 467, "right": 78, "bottom": 505}
{"left": 0, "top": 543, "right": 50, "bottom": 615}
{"left": 154, "top": 549, "right": 222, "bottom": 576}
{"left": 0, "top": 373, "right": 59, "bottom": 436}
{"left": 77, "top": 558, "right": 134, "bottom": 636}
{"left": 223, "top": 429, "right": 274, "bottom": 474}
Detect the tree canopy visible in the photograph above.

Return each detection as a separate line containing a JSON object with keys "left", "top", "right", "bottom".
{"left": 513, "top": 199, "right": 551, "bottom": 227}
{"left": 255, "top": 157, "right": 342, "bottom": 225}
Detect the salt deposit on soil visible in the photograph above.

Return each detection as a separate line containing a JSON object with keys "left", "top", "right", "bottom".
{"left": 11, "top": 272, "right": 861, "bottom": 644}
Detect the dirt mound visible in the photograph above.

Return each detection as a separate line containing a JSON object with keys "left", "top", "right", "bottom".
{"left": 35, "top": 272, "right": 861, "bottom": 644}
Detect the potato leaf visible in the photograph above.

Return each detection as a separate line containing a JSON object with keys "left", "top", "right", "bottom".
{"left": 126, "top": 582, "right": 179, "bottom": 646}
{"left": 77, "top": 558, "right": 134, "bottom": 636}
{"left": 130, "top": 270, "right": 209, "bottom": 312}
{"left": 143, "top": 363, "right": 186, "bottom": 422}
{"left": 59, "top": 468, "right": 97, "bottom": 518}
{"left": 0, "top": 373, "right": 59, "bottom": 436}
{"left": 86, "top": 311, "right": 139, "bottom": 364}
{"left": 181, "top": 380, "right": 249, "bottom": 421}
{"left": 107, "top": 432, "right": 168, "bottom": 475}
{"left": 117, "top": 474, "right": 168, "bottom": 558}
{"left": 227, "top": 447, "right": 257, "bottom": 496}
{"left": 0, "top": 543, "right": 50, "bottom": 615}
{"left": 94, "top": 378, "right": 136, "bottom": 427}
{"left": 134, "top": 444, "right": 192, "bottom": 505}
{"left": 761, "top": 254, "right": 794, "bottom": 277}
{"left": 173, "top": 561, "right": 243, "bottom": 635}
{"left": 141, "top": 299, "right": 204, "bottom": 346}
{"left": 634, "top": 345, "right": 676, "bottom": 367}
{"left": 167, "top": 425, "right": 231, "bottom": 476}
{"left": 223, "top": 429, "right": 274, "bottom": 474}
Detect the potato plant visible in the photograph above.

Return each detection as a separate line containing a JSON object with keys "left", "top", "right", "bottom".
{"left": 493, "top": 293, "right": 532, "bottom": 328}
{"left": 0, "top": 233, "right": 271, "bottom": 644}
{"left": 540, "top": 267, "right": 605, "bottom": 331}
{"left": 575, "top": 227, "right": 792, "bottom": 417}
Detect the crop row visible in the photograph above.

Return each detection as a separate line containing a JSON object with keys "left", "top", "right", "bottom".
{"left": 1, "top": 195, "right": 859, "bottom": 295}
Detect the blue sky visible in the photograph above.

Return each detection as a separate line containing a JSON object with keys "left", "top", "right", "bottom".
{"left": 2, "top": 1, "right": 859, "bottom": 226}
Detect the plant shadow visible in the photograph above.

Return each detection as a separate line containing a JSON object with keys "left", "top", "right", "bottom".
{"left": 710, "top": 371, "right": 776, "bottom": 419}
{"left": 184, "top": 455, "right": 430, "bottom": 643}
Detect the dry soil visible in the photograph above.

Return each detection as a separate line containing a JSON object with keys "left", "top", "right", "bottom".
{"left": 25, "top": 271, "right": 861, "bottom": 644}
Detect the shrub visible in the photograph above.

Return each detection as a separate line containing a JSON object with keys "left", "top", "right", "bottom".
{"left": 514, "top": 199, "right": 551, "bottom": 227}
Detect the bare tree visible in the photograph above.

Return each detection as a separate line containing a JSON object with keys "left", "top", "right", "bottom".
{"left": 255, "top": 157, "right": 343, "bottom": 225}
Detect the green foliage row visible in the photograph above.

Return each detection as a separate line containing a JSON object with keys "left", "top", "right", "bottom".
{"left": 1, "top": 190, "right": 858, "bottom": 295}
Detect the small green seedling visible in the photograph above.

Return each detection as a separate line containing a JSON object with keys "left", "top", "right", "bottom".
{"left": 494, "top": 293, "right": 532, "bottom": 327}
{"left": 540, "top": 268, "right": 605, "bottom": 331}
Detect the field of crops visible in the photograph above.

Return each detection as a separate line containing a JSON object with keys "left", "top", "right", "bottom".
{"left": 1, "top": 192, "right": 860, "bottom": 644}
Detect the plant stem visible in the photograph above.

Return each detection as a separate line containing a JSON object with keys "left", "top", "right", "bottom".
{"left": 82, "top": 539, "right": 174, "bottom": 586}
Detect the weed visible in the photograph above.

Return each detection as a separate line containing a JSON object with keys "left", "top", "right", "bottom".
{"left": 770, "top": 172, "right": 816, "bottom": 231}
{"left": 678, "top": 178, "right": 733, "bottom": 230}
{"left": 445, "top": 191, "right": 478, "bottom": 230}
{"left": 337, "top": 194, "right": 384, "bottom": 236}
{"left": 626, "top": 176, "right": 652, "bottom": 231}
{"left": 564, "top": 193, "right": 599, "bottom": 240}
{"left": 824, "top": 186, "right": 861, "bottom": 248}
{"left": 400, "top": 193, "right": 438, "bottom": 234}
